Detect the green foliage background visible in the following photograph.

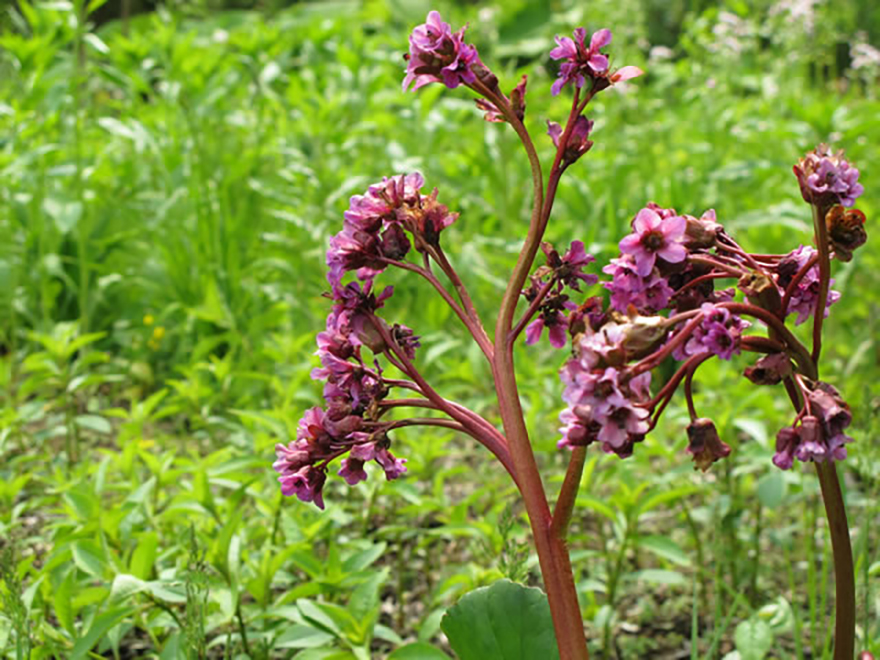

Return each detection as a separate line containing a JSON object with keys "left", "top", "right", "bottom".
{"left": 0, "top": 0, "right": 878, "bottom": 658}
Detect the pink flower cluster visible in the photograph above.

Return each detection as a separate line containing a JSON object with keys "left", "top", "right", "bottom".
{"left": 403, "top": 11, "right": 482, "bottom": 91}
{"left": 559, "top": 322, "right": 652, "bottom": 456}
{"left": 673, "top": 303, "right": 750, "bottom": 361}
{"left": 774, "top": 382, "right": 853, "bottom": 469}
{"left": 327, "top": 173, "right": 457, "bottom": 289}
{"left": 602, "top": 204, "right": 687, "bottom": 313}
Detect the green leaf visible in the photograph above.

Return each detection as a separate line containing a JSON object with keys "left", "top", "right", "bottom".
{"left": 72, "top": 540, "right": 108, "bottom": 579}
{"left": 734, "top": 619, "right": 773, "bottom": 660}
{"left": 636, "top": 535, "right": 689, "bottom": 567}
{"left": 110, "top": 574, "right": 148, "bottom": 602}
{"left": 42, "top": 198, "right": 82, "bottom": 234}
{"left": 274, "top": 624, "right": 335, "bottom": 649}
{"left": 387, "top": 643, "right": 451, "bottom": 659}
{"left": 74, "top": 414, "right": 112, "bottom": 434}
{"left": 70, "top": 607, "right": 134, "bottom": 659}
{"left": 627, "top": 569, "right": 688, "bottom": 587}
{"left": 440, "top": 579, "right": 559, "bottom": 660}
{"left": 756, "top": 472, "right": 786, "bottom": 509}
{"left": 54, "top": 571, "right": 76, "bottom": 635}
{"left": 129, "top": 532, "right": 158, "bottom": 579}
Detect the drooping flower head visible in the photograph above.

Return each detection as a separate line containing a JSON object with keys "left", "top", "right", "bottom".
{"left": 793, "top": 144, "right": 864, "bottom": 208}
{"left": 773, "top": 382, "right": 853, "bottom": 469}
{"left": 403, "top": 11, "right": 482, "bottom": 91}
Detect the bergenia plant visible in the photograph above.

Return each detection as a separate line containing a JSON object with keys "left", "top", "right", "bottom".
{"left": 275, "top": 11, "right": 867, "bottom": 659}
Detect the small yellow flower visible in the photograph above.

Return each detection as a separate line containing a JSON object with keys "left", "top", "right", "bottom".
{"left": 147, "top": 339, "right": 160, "bottom": 351}
{"left": 152, "top": 326, "right": 166, "bottom": 341}
{"left": 143, "top": 314, "right": 155, "bottom": 326}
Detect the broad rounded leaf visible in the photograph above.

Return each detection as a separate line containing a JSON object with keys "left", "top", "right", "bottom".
{"left": 387, "top": 643, "right": 451, "bottom": 659}
{"left": 440, "top": 579, "right": 559, "bottom": 660}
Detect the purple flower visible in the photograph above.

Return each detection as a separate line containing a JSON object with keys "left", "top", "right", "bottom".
{"left": 328, "top": 173, "right": 424, "bottom": 287}
{"left": 403, "top": 11, "right": 482, "bottom": 92}
{"left": 549, "top": 27, "right": 611, "bottom": 95}
{"left": 526, "top": 312, "right": 569, "bottom": 349}
{"left": 618, "top": 207, "right": 688, "bottom": 277}
{"left": 376, "top": 447, "right": 408, "bottom": 480}
{"left": 776, "top": 245, "right": 841, "bottom": 325}
{"left": 793, "top": 144, "right": 864, "bottom": 208}
{"left": 338, "top": 458, "right": 368, "bottom": 485}
{"left": 549, "top": 27, "right": 644, "bottom": 95}
{"left": 602, "top": 254, "right": 674, "bottom": 313}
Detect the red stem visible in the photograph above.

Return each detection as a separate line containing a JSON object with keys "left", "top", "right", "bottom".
{"left": 811, "top": 204, "right": 832, "bottom": 363}
{"left": 780, "top": 251, "right": 819, "bottom": 317}
{"left": 381, "top": 257, "right": 494, "bottom": 360}
{"left": 510, "top": 277, "right": 558, "bottom": 343}
{"left": 475, "top": 78, "right": 590, "bottom": 660}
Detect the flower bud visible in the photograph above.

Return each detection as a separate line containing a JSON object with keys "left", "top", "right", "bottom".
{"left": 356, "top": 316, "right": 388, "bottom": 355}
{"left": 547, "top": 115, "right": 594, "bottom": 169}
{"left": 686, "top": 418, "right": 731, "bottom": 471}
{"left": 825, "top": 205, "right": 867, "bottom": 262}
{"left": 738, "top": 271, "right": 782, "bottom": 316}
{"left": 744, "top": 353, "right": 792, "bottom": 386}
{"left": 613, "top": 309, "right": 668, "bottom": 361}
{"left": 682, "top": 209, "right": 722, "bottom": 249}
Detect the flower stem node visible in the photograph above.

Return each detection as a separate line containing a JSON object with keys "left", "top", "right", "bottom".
{"left": 743, "top": 353, "right": 792, "bottom": 386}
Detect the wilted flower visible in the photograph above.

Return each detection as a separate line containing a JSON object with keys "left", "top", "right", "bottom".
{"left": 743, "top": 353, "right": 792, "bottom": 385}
{"left": 476, "top": 75, "right": 527, "bottom": 123}
{"left": 825, "top": 205, "right": 867, "bottom": 262}
{"left": 686, "top": 418, "right": 731, "bottom": 471}
{"left": 682, "top": 209, "right": 723, "bottom": 249}
{"left": 403, "top": 11, "right": 482, "bottom": 91}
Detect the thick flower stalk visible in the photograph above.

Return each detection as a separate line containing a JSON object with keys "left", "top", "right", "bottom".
{"left": 276, "top": 11, "right": 867, "bottom": 660}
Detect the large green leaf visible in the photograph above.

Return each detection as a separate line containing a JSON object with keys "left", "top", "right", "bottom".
{"left": 387, "top": 643, "right": 451, "bottom": 659}
{"left": 440, "top": 580, "right": 559, "bottom": 660}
